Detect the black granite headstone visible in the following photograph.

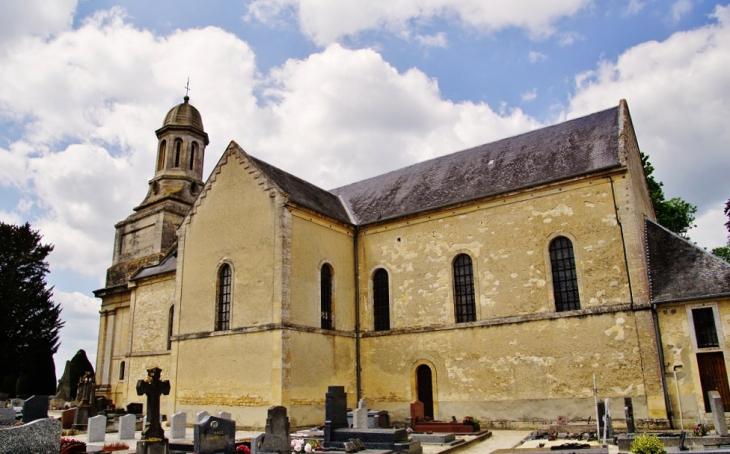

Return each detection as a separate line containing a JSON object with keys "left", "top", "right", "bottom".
{"left": 324, "top": 386, "right": 348, "bottom": 443}
{"left": 22, "top": 395, "right": 49, "bottom": 423}
{"left": 596, "top": 401, "right": 605, "bottom": 438}
{"left": 624, "top": 397, "right": 635, "bottom": 434}
{"left": 127, "top": 402, "right": 143, "bottom": 414}
{"left": 194, "top": 415, "right": 236, "bottom": 454}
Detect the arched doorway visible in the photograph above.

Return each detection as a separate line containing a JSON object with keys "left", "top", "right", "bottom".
{"left": 416, "top": 364, "right": 434, "bottom": 419}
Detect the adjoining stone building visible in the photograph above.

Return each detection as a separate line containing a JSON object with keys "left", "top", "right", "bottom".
{"left": 94, "top": 97, "right": 730, "bottom": 429}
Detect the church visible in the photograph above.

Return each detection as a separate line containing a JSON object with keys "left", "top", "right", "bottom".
{"left": 94, "top": 96, "right": 730, "bottom": 430}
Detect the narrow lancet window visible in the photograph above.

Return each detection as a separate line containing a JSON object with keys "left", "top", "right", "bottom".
{"left": 373, "top": 269, "right": 390, "bottom": 331}
{"left": 453, "top": 254, "right": 476, "bottom": 323}
{"left": 321, "top": 264, "right": 333, "bottom": 329}
{"left": 216, "top": 264, "right": 231, "bottom": 331}
{"left": 550, "top": 236, "right": 580, "bottom": 312}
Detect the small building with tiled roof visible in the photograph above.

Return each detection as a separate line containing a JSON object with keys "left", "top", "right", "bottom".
{"left": 94, "top": 97, "right": 727, "bottom": 431}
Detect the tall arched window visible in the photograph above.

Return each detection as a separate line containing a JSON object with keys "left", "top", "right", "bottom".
{"left": 321, "top": 264, "right": 333, "bottom": 330}
{"left": 189, "top": 142, "right": 198, "bottom": 171}
{"left": 173, "top": 139, "right": 182, "bottom": 167}
{"left": 550, "top": 236, "right": 580, "bottom": 312}
{"left": 119, "top": 361, "right": 125, "bottom": 381}
{"left": 167, "top": 305, "right": 174, "bottom": 350}
{"left": 157, "top": 140, "right": 166, "bottom": 171}
{"left": 453, "top": 254, "right": 476, "bottom": 323}
{"left": 216, "top": 264, "right": 232, "bottom": 331}
{"left": 373, "top": 269, "right": 390, "bottom": 331}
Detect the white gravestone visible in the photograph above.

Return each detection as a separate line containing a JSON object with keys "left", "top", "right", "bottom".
{"left": 171, "top": 412, "right": 187, "bottom": 439}
{"left": 118, "top": 413, "right": 136, "bottom": 440}
{"left": 88, "top": 414, "right": 107, "bottom": 443}
{"left": 196, "top": 410, "right": 210, "bottom": 423}
{"left": 353, "top": 399, "right": 368, "bottom": 429}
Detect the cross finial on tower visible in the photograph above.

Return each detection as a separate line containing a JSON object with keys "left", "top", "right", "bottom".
{"left": 184, "top": 78, "right": 191, "bottom": 102}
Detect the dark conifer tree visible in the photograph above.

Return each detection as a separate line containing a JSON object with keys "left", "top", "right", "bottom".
{"left": 0, "top": 222, "right": 64, "bottom": 396}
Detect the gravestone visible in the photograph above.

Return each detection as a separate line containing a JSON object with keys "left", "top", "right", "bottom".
{"left": 135, "top": 366, "right": 171, "bottom": 454}
{"left": 624, "top": 397, "right": 635, "bottom": 434}
{"left": 88, "top": 414, "right": 107, "bottom": 443}
{"left": 353, "top": 399, "right": 368, "bottom": 429}
{"left": 197, "top": 410, "right": 210, "bottom": 423}
{"left": 0, "top": 407, "right": 16, "bottom": 424}
{"left": 119, "top": 413, "right": 136, "bottom": 440}
{"left": 218, "top": 411, "right": 231, "bottom": 420}
{"left": 0, "top": 416, "right": 61, "bottom": 454}
{"left": 252, "top": 406, "right": 290, "bottom": 454}
{"left": 10, "top": 398, "right": 24, "bottom": 409}
{"left": 596, "top": 401, "right": 606, "bottom": 438}
{"left": 128, "top": 402, "right": 144, "bottom": 415}
{"left": 709, "top": 391, "right": 729, "bottom": 436}
{"left": 21, "top": 395, "right": 49, "bottom": 423}
{"left": 194, "top": 415, "right": 236, "bottom": 454}
{"left": 324, "top": 386, "right": 349, "bottom": 443}
{"left": 61, "top": 407, "right": 77, "bottom": 429}
{"left": 73, "top": 372, "right": 96, "bottom": 429}
{"left": 411, "top": 400, "right": 424, "bottom": 422}
{"left": 171, "top": 412, "right": 187, "bottom": 439}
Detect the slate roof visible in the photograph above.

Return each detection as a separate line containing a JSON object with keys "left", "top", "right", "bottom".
{"left": 132, "top": 251, "right": 177, "bottom": 281}
{"left": 331, "top": 106, "right": 623, "bottom": 224}
{"left": 646, "top": 219, "right": 730, "bottom": 303}
{"left": 248, "top": 105, "right": 623, "bottom": 226}
{"left": 249, "top": 156, "right": 352, "bottom": 224}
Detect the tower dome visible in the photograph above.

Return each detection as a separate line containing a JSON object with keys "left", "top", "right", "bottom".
{"left": 162, "top": 95, "right": 206, "bottom": 132}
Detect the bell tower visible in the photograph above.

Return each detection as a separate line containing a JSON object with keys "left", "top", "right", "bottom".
{"left": 137, "top": 95, "right": 209, "bottom": 210}
{"left": 102, "top": 96, "right": 209, "bottom": 287}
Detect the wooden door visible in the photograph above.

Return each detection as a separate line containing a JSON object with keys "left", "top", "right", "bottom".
{"left": 697, "top": 352, "right": 730, "bottom": 411}
{"left": 416, "top": 365, "right": 434, "bottom": 419}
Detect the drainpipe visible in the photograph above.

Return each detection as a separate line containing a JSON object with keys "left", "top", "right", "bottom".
{"left": 354, "top": 226, "right": 362, "bottom": 401}
{"left": 652, "top": 303, "right": 674, "bottom": 429}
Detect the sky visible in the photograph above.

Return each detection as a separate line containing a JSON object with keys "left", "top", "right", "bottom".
{"left": 1, "top": 0, "right": 729, "bottom": 380}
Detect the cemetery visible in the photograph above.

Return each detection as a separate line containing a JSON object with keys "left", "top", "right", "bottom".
{"left": 4, "top": 368, "right": 730, "bottom": 454}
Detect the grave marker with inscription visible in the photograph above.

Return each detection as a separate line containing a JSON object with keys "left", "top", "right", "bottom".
{"left": 22, "top": 395, "right": 49, "bottom": 423}
{"left": 194, "top": 415, "right": 236, "bottom": 454}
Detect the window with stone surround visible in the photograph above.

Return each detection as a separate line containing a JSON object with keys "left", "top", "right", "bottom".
{"left": 167, "top": 305, "right": 174, "bottom": 350}
{"left": 216, "top": 264, "right": 231, "bottom": 331}
{"left": 173, "top": 139, "right": 182, "bottom": 167}
{"left": 321, "top": 264, "right": 333, "bottom": 330}
{"left": 189, "top": 142, "right": 198, "bottom": 171}
{"left": 157, "top": 140, "right": 166, "bottom": 171}
{"left": 453, "top": 254, "right": 476, "bottom": 323}
{"left": 373, "top": 268, "right": 390, "bottom": 331}
{"left": 550, "top": 236, "right": 580, "bottom": 312}
{"left": 693, "top": 307, "right": 719, "bottom": 348}
{"left": 119, "top": 361, "right": 125, "bottom": 381}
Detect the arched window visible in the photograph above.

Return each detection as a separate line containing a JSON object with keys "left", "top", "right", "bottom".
{"left": 453, "top": 254, "right": 476, "bottom": 323}
{"left": 157, "top": 140, "right": 166, "bottom": 171}
{"left": 189, "top": 142, "right": 198, "bottom": 171}
{"left": 373, "top": 268, "right": 390, "bottom": 331}
{"left": 119, "top": 361, "right": 125, "bottom": 381}
{"left": 550, "top": 236, "right": 580, "bottom": 312}
{"left": 216, "top": 264, "right": 232, "bottom": 331}
{"left": 174, "top": 139, "right": 182, "bottom": 167}
{"left": 321, "top": 264, "right": 333, "bottom": 329}
{"left": 167, "top": 305, "right": 174, "bottom": 350}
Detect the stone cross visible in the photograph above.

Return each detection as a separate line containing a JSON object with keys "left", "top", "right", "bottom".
{"left": 136, "top": 367, "right": 171, "bottom": 440}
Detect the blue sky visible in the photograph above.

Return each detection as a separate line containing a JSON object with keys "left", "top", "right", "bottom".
{"left": 1, "top": 0, "right": 729, "bottom": 380}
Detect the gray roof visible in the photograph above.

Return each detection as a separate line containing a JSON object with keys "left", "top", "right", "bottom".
{"left": 250, "top": 156, "right": 352, "bottom": 224}
{"left": 132, "top": 251, "right": 177, "bottom": 281}
{"left": 646, "top": 219, "right": 730, "bottom": 303}
{"left": 249, "top": 105, "right": 623, "bottom": 226}
{"left": 331, "top": 106, "right": 622, "bottom": 224}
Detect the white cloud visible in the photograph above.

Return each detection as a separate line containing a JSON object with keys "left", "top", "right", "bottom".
{"left": 415, "top": 32, "right": 448, "bottom": 48}
{"left": 529, "top": 50, "right": 548, "bottom": 63}
{"left": 0, "top": 0, "right": 76, "bottom": 48}
{"left": 671, "top": 0, "right": 693, "bottom": 23}
{"left": 245, "top": 0, "right": 592, "bottom": 46}
{"left": 624, "top": 0, "right": 646, "bottom": 16}
{"left": 522, "top": 89, "right": 538, "bottom": 102}
{"left": 567, "top": 4, "right": 730, "bottom": 249}
{"left": 558, "top": 31, "right": 583, "bottom": 46}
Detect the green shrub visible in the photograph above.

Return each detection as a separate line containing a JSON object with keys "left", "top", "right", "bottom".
{"left": 630, "top": 434, "right": 665, "bottom": 454}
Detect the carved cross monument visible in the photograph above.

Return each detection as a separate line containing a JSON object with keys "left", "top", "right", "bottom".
{"left": 136, "top": 367, "right": 171, "bottom": 441}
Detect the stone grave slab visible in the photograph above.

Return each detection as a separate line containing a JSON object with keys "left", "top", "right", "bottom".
{"left": 21, "top": 395, "right": 49, "bottom": 423}
{"left": 353, "top": 399, "right": 368, "bottom": 429}
{"left": 197, "top": 410, "right": 210, "bottom": 423}
{"left": 709, "top": 391, "right": 729, "bottom": 436}
{"left": 61, "top": 407, "right": 77, "bottom": 429}
{"left": 119, "top": 413, "right": 136, "bottom": 440}
{"left": 171, "top": 412, "right": 187, "bottom": 439}
{"left": 410, "top": 433, "right": 458, "bottom": 444}
{"left": 194, "top": 415, "right": 236, "bottom": 454}
{"left": 0, "top": 408, "right": 16, "bottom": 425}
{"left": 251, "top": 406, "right": 290, "bottom": 454}
{"left": 0, "top": 417, "right": 61, "bottom": 454}
{"left": 88, "top": 414, "right": 107, "bottom": 443}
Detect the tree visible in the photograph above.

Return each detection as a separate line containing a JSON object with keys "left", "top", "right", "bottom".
{"left": 0, "top": 222, "right": 64, "bottom": 396}
{"left": 69, "top": 349, "right": 94, "bottom": 400}
{"left": 712, "top": 199, "right": 730, "bottom": 263}
{"left": 641, "top": 152, "right": 697, "bottom": 237}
